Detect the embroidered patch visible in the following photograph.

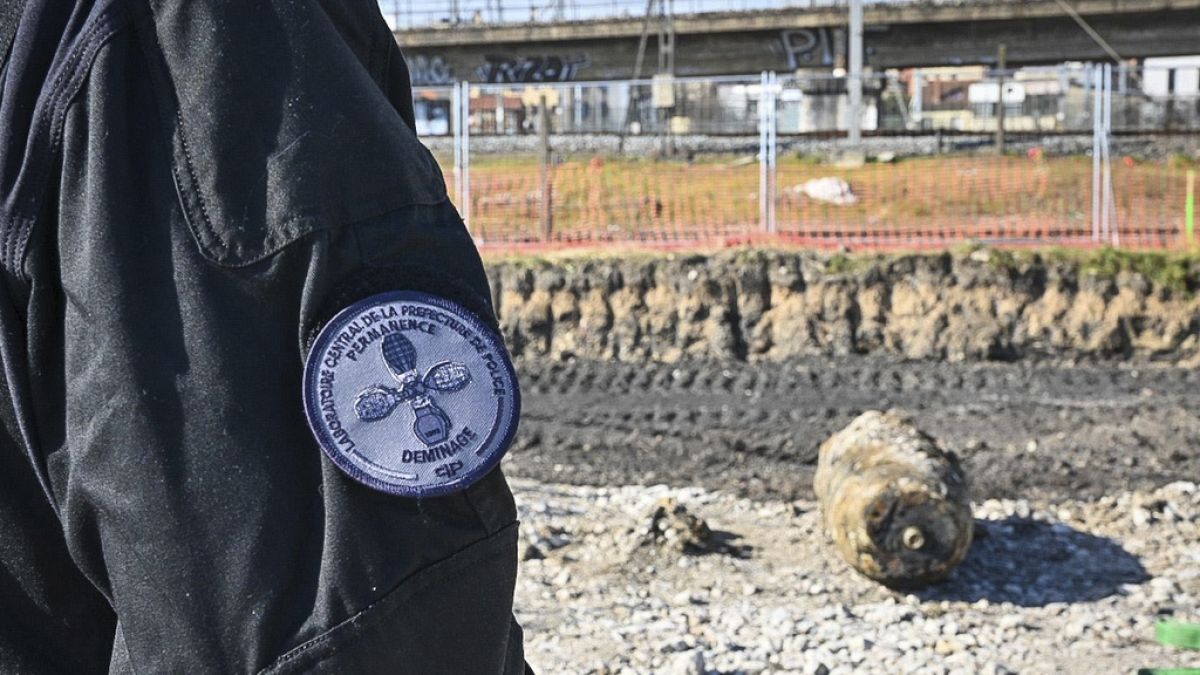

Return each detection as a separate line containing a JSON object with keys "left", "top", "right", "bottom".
{"left": 303, "top": 291, "right": 520, "bottom": 497}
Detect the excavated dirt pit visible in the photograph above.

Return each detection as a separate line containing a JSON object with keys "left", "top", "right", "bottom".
{"left": 505, "top": 356, "right": 1200, "bottom": 502}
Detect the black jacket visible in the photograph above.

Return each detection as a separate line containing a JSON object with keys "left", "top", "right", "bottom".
{"left": 0, "top": 1, "right": 524, "bottom": 672}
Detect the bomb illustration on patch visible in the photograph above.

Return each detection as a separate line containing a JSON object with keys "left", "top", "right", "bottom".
{"left": 303, "top": 291, "right": 520, "bottom": 498}
{"left": 353, "top": 333, "right": 472, "bottom": 445}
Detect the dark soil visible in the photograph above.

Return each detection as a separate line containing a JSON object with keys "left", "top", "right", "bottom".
{"left": 506, "top": 356, "right": 1200, "bottom": 502}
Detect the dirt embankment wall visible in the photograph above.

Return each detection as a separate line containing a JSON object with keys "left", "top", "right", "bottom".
{"left": 486, "top": 249, "right": 1200, "bottom": 363}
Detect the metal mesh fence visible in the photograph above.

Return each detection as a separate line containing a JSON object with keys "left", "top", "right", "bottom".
{"left": 416, "top": 66, "right": 1200, "bottom": 137}
{"left": 416, "top": 67, "right": 1200, "bottom": 251}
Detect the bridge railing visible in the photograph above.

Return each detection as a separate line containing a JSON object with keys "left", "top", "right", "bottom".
{"left": 382, "top": 0, "right": 995, "bottom": 30}
{"left": 415, "top": 67, "right": 1199, "bottom": 251}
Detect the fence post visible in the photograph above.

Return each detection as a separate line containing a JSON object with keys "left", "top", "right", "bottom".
{"left": 768, "top": 71, "right": 778, "bottom": 234}
{"left": 1186, "top": 170, "right": 1196, "bottom": 247}
{"left": 847, "top": 0, "right": 864, "bottom": 153}
{"left": 1091, "top": 64, "right": 1102, "bottom": 243}
{"left": 1056, "top": 65, "right": 1068, "bottom": 130}
{"left": 463, "top": 80, "right": 472, "bottom": 228}
{"left": 756, "top": 71, "right": 778, "bottom": 235}
{"left": 759, "top": 71, "right": 771, "bottom": 234}
{"left": 538, "top": 93, "right": 554, "bottom": 241}
{"left": 1102, "top": 63, "right": 1118, "bottom": 247}
{"left": 911, "top": 69, "right": 924, "bottom": 129}
{"left": 995, "top": 44, "right": 1006, "bottom": 156}
{"left": 452, "top": 82, "right": 462, "bottom": 212}
{"left": 452, "top": 81, "right": 471, "bottom": 230}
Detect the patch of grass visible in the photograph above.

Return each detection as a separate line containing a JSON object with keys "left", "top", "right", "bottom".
{"left": 482, "top": 245, "right": 717, "bottom": 265}
{"left": 482, "top": 252, "right": 552, "bottom": 267}
{"left": 985, "top": 248, "right": 1019, "bottom": 271}
{"left": 792, "top": 153, "right": 825, "bottom": 166}
{"left": 1168, "top": 153, "right": 1197, "bottom": 170}
{"left": 486, "top": 245, "right": 1200, "bottom": 296}
{"left": 1077, "top": 247, "right": 1194, "bottom": 293}
{"left": 952, "top": 241, "right": 987, "bottom": 257}
{"left": 981, "top": 246, "right": 1200, "bottom": 294}
{"left": 731, "top": 247, "right": 768, "bottom": 265}
{"left": 950, "top": 243, "right": 1020, "bottom": 271}
{"left": 824, "top": 252, "right": 853, "bottom": 274}
{"left": 823, "top": 252, "right": 881, "bottom": 274}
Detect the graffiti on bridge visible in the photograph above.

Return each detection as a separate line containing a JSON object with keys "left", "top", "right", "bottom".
{"left": 410, "top": 55, "right": 455, "bottom": 86}
{"left": 477, "top": 54, "right": 590, "bottom": 83}
{"left": 780, "top": 28, "right": 840, "bottom": 69}
{"left": 779, "top": 27, "right": 879, "bottom": 70}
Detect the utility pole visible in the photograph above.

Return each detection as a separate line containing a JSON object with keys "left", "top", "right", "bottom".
{"left": 618, "top": 0, "right": 675, "bottom": 155}
{"left": 655, "top": 0, "right": 675, "bottom": 156}
{"left": 1165, "top": 68, "right": 1176, "bottom": 131}
{"left": 996, "top": 43, "right": 1007, "bottom": 155}
{"left": 846, "top": 0, "right": 864, "bottom": 162}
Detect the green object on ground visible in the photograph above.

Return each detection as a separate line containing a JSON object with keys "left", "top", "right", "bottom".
{"left": 1139, "top": 621, "right": 1200, "bottom": 675}
{"left": 1158, "top": 621, "right": 1200, "bottom": 650}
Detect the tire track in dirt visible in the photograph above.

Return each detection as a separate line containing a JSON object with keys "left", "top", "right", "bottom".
{"left": 506, "top": 357, "right": 1200, "bottom": 501}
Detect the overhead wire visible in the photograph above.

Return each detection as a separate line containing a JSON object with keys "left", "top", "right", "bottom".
{"left": 1051, "top": 0, "right": 1123, "bottom": 63}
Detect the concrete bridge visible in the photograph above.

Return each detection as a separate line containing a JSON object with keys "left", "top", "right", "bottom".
{"left": 395, "top": 0, "right": 1200, "bottom": 85}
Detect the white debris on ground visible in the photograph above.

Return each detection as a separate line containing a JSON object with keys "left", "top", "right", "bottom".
{"left": 511, "top": 479, "right": 1199, "bottom": 675}
{"left": 787, "top": 177, "right": 858, "bottom": 205}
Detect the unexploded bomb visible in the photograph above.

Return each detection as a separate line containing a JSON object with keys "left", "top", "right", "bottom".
{"left": 814, "top": 410, "right": 973, "bottom": 588}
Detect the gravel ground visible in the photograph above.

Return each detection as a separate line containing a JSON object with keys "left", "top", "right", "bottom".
{"left": 507, "top": 357, "right": 1200, "bottom": 502}
{"left": 511, "top": 478, "right": 1200, "bottom": 675}
{"left": 504, "top": 356, "right": 1199, "bottom": 673}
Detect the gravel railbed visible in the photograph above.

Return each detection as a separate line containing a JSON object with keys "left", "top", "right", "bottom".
{"left": 423, "top": 133, "right": 1200, "bottom": 161}
{"left": 511, "top": 478, "right": 1199, "bottom": 675}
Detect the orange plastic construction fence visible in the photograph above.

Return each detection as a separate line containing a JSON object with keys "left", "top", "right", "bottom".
{"left": 436, "top": 153, "right": 1195, "bottom": 252}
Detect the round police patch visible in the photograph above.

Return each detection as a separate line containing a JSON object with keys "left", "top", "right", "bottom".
{"left": 303, "top": 291, "right": 520, "bottom": 498}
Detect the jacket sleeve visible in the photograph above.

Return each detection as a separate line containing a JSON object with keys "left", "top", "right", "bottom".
{"left": 27, "top": 2, "right": 524, "bottom": 672}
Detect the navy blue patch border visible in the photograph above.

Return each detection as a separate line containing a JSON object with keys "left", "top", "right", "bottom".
{"left": 302, "top": 290, "right": 520, "bottom": 498}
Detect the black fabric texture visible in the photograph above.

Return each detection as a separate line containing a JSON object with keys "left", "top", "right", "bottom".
{"left": 0, "top": 0, "right": 525, "bottom": 673}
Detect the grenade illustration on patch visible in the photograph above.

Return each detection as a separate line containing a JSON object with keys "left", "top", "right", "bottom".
{"left": 411, "top": 395, "right": 453, "bottom": 444}
{"left": 353, "top": 333, "right": 472, "bottom": 446}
